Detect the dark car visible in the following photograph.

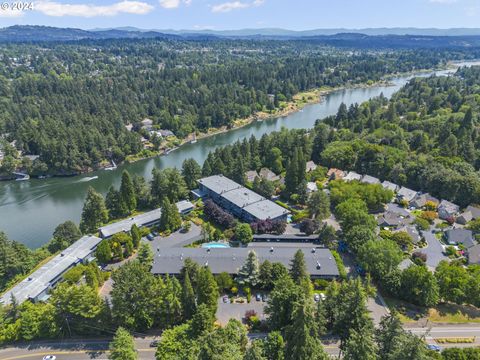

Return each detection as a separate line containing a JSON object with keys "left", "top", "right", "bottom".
{"left": 146, "top": 233, "right": 154, "bottom": 241}
{"left": 150, "top": 340, "right": 159, "bottom": 347}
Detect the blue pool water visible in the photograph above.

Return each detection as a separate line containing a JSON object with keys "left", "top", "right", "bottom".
{"left": 201, "top": 242, "right": 231, "bottom": 249}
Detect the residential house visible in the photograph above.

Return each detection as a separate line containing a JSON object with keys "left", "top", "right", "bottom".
{"left": 394, "top": 225, "right": 422, "bottom": 245}
{"left": 445, "top": 229, "right": 475, "bottom": 248}
{"left": 457, "top": 206, "right": 480, "bottom": 225}
{"left": 306, "top": 182, "right": 318, "bottom": 193}
{"left": 381, "top": 181, "right": 400, "bottom": 193}
{"left": 468, "top": 244, "right": 480, "bottom": 265}
{"left": 344, "top": 171, "right": 362, "bottom": 182}
{"left": 397, "top": 187, "right": 418, "bottom": 203}
{"left": 306, "top": 161, "right": 317, "bottom": 173}
{"left": 259, "top": 168, "right": 280, "bottom": 182}
{"left": 141, "top": 118, "right": 154, "bottom": 131}
{"left": 159, "top": 129, "right": 175, "bottom": 137}
{"left": 377, "top": 212, "right": 412, "bottom": 229}
{"left": 361, "top": 175, "right": 380, "bottom": 185}
{"left": 409, "top": 193, "right": 439, "bottom": 209}
{"left": 176, "top": 200, "right": 195, "bottom": 215}
{"left": 438, "top": 200, "right": 460, "bottom": 220}
{"left": 125, "top": 123, "right": 133, "bottom": 132}
{"left": 327, "top": 168, "right": 346, "bottom": 181}
{"left": 245, "top": 170, "right": 259, "bottom": 183}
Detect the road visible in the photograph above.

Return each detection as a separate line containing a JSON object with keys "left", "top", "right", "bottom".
{"left": 4, "top": 324, "right": 480, "bottom": 359}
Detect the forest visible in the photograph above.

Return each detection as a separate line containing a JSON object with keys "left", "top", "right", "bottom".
{"left": 0, "top": 37, "right": 475, "bottom": 176}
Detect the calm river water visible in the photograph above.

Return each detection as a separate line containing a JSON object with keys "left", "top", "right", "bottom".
{"left": 0, "top": 64, "right": 475, "bottom": 248}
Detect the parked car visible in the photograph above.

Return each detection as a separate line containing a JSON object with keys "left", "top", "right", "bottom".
{"left": 426, "top": 344, "right": 441, "bottom": 352}
{"left": 150, "top": 340, "right": 159, "bottom": 347}
{"left": 256, "top": 293, "right": 262, "bottom": 301}
{"left": 313, "top": 294, "right": 320, "bottom": 302}
{"left": 320, "top": 293, "right": 326, "bottom": 301}
{"left": 262, "top": 294, "right": 268, "bottom": 302}
{"left": 152, "top": 231, "right": 159, "bottom": 236}
{"left": 222, "top": 295, "right": 229, "bottom": 303}
{"left": 43, "top": 356, "right": 57, "bottom": 360}
{"left": 146, "top": 233, "right": 154, "bottom": 241}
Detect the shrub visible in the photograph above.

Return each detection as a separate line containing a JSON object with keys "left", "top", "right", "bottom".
{"left": 313, "top": 279, "right": 329, "bottom": 290}
{"left": 420, "top": 211, "right": 438, "bottom": 223}
{"left": 204, "top": 199, "right": 236, "bottom": 228}
{"left": 412, "top": 251, "right": 427, "bottom": 264}
{"left": 250, "top": 219, "right": 286, "bottom": 235}
{"left": 414, "top": 218, "right": 430, "bottom": 231}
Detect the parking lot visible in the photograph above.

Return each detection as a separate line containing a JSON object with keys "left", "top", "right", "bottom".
{"left": 216, "top": 295, "right": 266, "bottom": 326}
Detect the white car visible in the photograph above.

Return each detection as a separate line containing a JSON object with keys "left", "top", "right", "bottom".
{"left": 43, "top": 356, "right": 56, "bottom": 360}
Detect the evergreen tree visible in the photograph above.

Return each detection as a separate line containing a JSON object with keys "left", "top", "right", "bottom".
{"left": 120, "top": 170, "right": 136, "bottom": 213}
{"left": 182, "top": 271, "right": 196, "bottom": 320}
{"left": 159, "top": 198, "right": 182, "bottom": 232}
{"left": 109, "top": 327, "right": 137, "bottom": 360}
{"left": 202, "top": 158, "right": 212, "bottom": 177}
{"left": 196, "top": 267, "right": 219, "bottom": 316}
{"left": 137, "top": 243, "right": 154, "bottom": 269}
{"left": 190, "top": 303, "right": 215, "bottom": 338}
{"left": 284, "top": 298, "right": 328, "bottom": 360}
{"left": 375, "top": 313, "right": 405, "bottom": 359}
{"left": 342, "top": 325, "right": 378, "bottom": 360}
{"left": 263, "top": 331, "right": 285, "bottom": 360}
{"left": 106, "top": 186, "right": 125, "bottom": 219}
{"left": 237, "top": 251, "right": 261, "bottom": 287}
{"left": 182, "top": 158, "right": 202, "bottom": 190}
{"left": 289, "top": 250, "right": 308, "bottom": 285}
{"left": 95, "top": 240, "right": 112, "bottom": 264}
{"left": 80, "top": 187, "right": 108, "bottom": 234}
{"left": 245, "top": 341, "right": 267, "bottom": 360}
{"left": 131, "top": 224, "right": 141, "bottom": 248}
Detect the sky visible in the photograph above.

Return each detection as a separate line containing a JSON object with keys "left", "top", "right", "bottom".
{"left": 1, "top": 0, "right": 480, "bottom": 30}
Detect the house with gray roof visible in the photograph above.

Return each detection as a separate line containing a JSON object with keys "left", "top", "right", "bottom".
{"left": 438, "top": 200, "right": 460, "bottom": 220}
{"left": 409, "top": 193, "right": 439, "bottom": 209}
{"left": 394, "top": 225, "right": 422, "bottom": 244}
{"left": 151, "top": 246, "right": 339, "bottom": 279}
{"left": 245, "top": 170, "right": 259, "bottom": 183}
{"left": 198, "top": 175, "right": 289, "bottom": 222}
{"left": 381, "top": 181, "right": 400, "bottom": 193}
{"left": 457, "top": 206, "right": 480, "bottom": 225}
{"left": 0, "top": 235, "right": 102, "bottom": 305}
{"left": 397, "top": 187, "right": 418, "bottom": 203}
{"left": 344, "top": 171, "right": 362, "bottom": 182}
{"left": 361, "top": 175, "right": 380, "bottom": 185}
{"left": 259, "top": 168, "right": 280, "bottom": 182}
{"left": 377, "top": 212, "right": 413, "bottom": 229}
{"left": 445, "top": 229, "right": 475, "bottom": 248}
{"left": 306, "top": 161, "right": 317, "bottom": 172}
{"left": 468, "top": 244, "right": 480, "bottom": 265}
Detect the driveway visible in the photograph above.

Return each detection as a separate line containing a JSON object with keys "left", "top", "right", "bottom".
{"left": 421, "top": 229, "right": 449, "bottom": 270}
{"left": 150, "top": 222, "right": 202, "bottom": 250}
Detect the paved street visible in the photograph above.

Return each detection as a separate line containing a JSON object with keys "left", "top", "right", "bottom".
{"left": 422, "top": 229, "right": 449, "bottom": 270}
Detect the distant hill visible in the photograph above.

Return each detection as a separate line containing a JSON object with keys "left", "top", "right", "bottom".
{"left": 3, "top": 25, "right": 480, "bottom": 48}
{"left": 0, "top": 25, "right": 179, "bottom": 42}
{"left": 92, "top": 27, "right": 480, "bottom": 37}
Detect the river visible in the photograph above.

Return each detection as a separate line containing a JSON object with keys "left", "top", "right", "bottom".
{"left": 0, "top": 64, "right": 476, "bottom": 248}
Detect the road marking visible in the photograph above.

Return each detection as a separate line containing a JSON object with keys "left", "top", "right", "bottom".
{"left": 1, "top": 348, "right": 156, "bottom": 360}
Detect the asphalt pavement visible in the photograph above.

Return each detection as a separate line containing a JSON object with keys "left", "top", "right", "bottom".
{"left": 421, "top": 229, "right": 449, "bottom": 269}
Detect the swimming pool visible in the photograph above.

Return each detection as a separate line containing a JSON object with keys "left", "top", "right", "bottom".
{"left": 201, "top": 242, "right": 231, "bottom": 249}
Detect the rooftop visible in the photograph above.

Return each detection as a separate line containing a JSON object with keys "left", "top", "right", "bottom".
{"left": 361, "top": 175, "right": 380, "bottom": 185}
{"left": 151, "top": 246, "right": 339, "bottom": 277}
{"left": 397, "top": 187, "right": 418, "bottom": 202}
{"left": 381, "top": 181, "right": 399, "bottom": 192}
{"left": 344, "top": 171, "right": 362, "bottom": 182}
{"left": 0, "top": 235, "right": 102, "bottom": 305}
{"left": 99, "top": 208, "right": 162, "bottom": 238}
{"left": 198, "top": 175, "right": 289, "bottom": 221}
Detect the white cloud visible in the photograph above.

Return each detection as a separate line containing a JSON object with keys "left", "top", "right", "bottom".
{"left": 211, "top": 0, "right": 264, "bottom": 13}
{"left": 159, "top": 0, "right": 190, "bottom": 9}
{"left": 0, "top": 8, "right": 24, "bottom": 17}
{"left": 34, "top": 0, "right": 154, "bottom": 17}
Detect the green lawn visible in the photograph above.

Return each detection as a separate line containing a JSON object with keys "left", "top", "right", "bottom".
{"left": 384, "top": 296, "right": 480, "bottom": 324}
